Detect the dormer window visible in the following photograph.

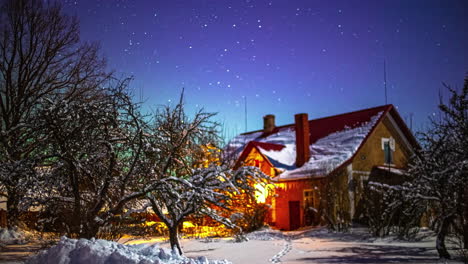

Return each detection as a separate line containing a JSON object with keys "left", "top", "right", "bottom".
{"left": 381, "top": 137, "right": 395, "bottom": 165}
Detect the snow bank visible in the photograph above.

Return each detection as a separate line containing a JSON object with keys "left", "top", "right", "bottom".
{"left": 0, "top": 227, "right": 26, "bottom": 245}
{"left": 246, "top": 227, "right": 285, "bottom": 241}
{"left": 27, "top": 237, "right": 231, "bottom": 264}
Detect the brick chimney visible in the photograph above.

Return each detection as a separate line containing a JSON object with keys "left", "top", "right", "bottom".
{"left": 295, "top": 113, "right": 310, "bottom": 167}
{"left": 263, "top": 114, "right": 275, "bottom": 134}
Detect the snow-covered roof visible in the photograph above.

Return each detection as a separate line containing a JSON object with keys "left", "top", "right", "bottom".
{"left": 225, "top": 105, "right": 394, "bottom": 181}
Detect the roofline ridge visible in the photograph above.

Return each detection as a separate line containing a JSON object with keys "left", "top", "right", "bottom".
{"left": 240, "top": 104, "right": 393, "bottom": 135}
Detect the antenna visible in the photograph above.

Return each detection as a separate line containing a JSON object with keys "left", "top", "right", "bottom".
{"left": 139, "top": 85, "right": 143, "bottom": 102}
{"left": 244, "top": 96, "right": 248, "bottom": 132}
{"left": 384, "top": 60, "right": 388, "bottom": 105}
{"left": 409, "top": 113, "right": 413, "bottom": 131}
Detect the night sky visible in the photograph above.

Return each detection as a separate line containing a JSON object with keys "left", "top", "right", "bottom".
{"left": 63, "top": 0, "right": 468, "bottom": 140}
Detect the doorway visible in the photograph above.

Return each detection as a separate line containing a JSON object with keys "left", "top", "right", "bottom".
{"left": 289, "top": 201, "right": 301, "bottom": 230}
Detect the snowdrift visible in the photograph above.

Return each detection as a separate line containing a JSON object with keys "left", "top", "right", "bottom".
{"left": 27, "top": 237, "right": 231, "bottom": 264}
{"left": 0, "top": 227, "right": 26, "bottom": 245}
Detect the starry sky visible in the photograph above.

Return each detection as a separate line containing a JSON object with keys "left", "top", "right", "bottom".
{"left": 63, "top": 0, "right": 468, "bottom": 140}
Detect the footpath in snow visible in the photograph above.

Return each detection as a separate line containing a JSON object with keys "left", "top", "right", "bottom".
{"left": 175, "top": 227, "right": 463, "bottom": 264}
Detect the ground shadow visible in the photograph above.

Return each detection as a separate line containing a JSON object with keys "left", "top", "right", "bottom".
{"left": 292, "top": 243, "right": 442, "bottom": 264}
{"left": 0, "top": 243, "right": 43, "bottom": 262}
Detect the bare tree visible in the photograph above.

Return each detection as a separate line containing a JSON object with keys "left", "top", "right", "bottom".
{"left": 408, "top": 78, "right": 468, "bottom": 259}
{"left": 145, "top": 93, "right": 269, "bottom": 255}
{"left": 0, "top": 0, "right": 109, "bottom": 227}
{"left": 35, "top": 78, "right": 160, "bottom": 239}
{"left": 372, "top": 77, "right": 468, "bottom": 260}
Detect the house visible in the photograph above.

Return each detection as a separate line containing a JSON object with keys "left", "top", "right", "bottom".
{"left": 226, "top": 104, "right": 419, "bottom": 230}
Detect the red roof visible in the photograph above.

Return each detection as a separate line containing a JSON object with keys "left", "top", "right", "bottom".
{"left": 241, "top": 104, "right": 418, "bottom": 148}
{"left": 231, "top": 104, "right": 419, "bottom": 180}
{"left": 308, "top": 105, "right": 390, "bottom": 144}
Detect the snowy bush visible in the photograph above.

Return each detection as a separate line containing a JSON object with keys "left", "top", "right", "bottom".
{"left": 0, "top": 227, "right": 26, "bottom": 245}
{"left": 27, "top": 237, "right": 231, "bottom": 264}
{"left": 362, "top": 181, "right": 424, "bottom": 239}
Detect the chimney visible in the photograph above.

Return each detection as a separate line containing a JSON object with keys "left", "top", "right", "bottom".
{"left": 295, "top": 113, "right": 310, "bottom": 167}
{"left": 263, "top": 114, "right": 275, "bottom": 134}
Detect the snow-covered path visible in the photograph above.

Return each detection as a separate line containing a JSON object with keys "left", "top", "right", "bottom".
{"left": 177, "top": 227, "right": 463, "bottom": 264}
{"left": 180, "top": 238, "right": 284, "bottom": 264}
{"left": 269, "top": 239, "right": 292, "bottom": 263}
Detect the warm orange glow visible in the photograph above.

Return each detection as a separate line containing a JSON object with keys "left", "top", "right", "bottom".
{"left": 201, "top": 144, "right": 221, "bottom": 168}
{"left": 255, "top": 183, "right": 275, "bottom": 203}
{"left": 182, "top": 221, "right": 195, "bottom": 228}
{"left": 255, "top": 183, "right": 267, "bottom": 203}
{"left": 136, "top": 220, "right": 232, "bottom": 239}
{"left": 181, "top": 222, "right": 231, "bottom": 238}
{"left": 123, "top": 237, "right": 167, "bottom": 245}
{"left": 144, "top": 221, "right": 158, "bottom": 226}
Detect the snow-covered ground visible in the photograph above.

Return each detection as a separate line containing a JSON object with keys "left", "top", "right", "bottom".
{"left": 123, "top": 227, "right": 463, "bottom": 264}
{"left": 1, "top": 227, "right": 464, "bottom": 264}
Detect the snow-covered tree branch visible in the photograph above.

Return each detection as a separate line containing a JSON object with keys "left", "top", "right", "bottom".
{"left": 144, "top": 92, "right": 269, "bottom": 255}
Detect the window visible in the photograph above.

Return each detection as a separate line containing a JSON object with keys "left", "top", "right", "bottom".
{"left": 384, "top": 141, "right": 392, "bottom": 164}
{"left": 381, "top": 137, "right": 395, "bottom": 165}
{"left": 303, "top": 189, "right": 314, "bottom": 208}
{"left": 303, "top": 189, "right": 317, "bottom": 225}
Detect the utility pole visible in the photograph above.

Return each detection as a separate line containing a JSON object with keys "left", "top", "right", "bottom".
{"left": 244, "top": 96, "right": 248, "bottom": 132}
{"left": 409, "top": 112, "right": 414, "bottom": 132}
{"left": 384, "top": 60, "right": 388, "bottom": 105}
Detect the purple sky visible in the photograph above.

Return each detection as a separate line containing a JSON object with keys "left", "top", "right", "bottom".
{"left": 63, "top": 0, "right": 468, "bottom": 139}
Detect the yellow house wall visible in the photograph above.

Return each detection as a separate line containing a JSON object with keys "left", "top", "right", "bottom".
{"left": 352, "top": 114, "right": 412, "bottom": 172}
{"left": 351, "top": 114, "right": 414, "bottom": 218}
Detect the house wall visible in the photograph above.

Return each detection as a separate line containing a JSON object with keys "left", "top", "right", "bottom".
{"left": 243, "top": 147, "right": 276, "bottom": 177}
{"left": 351, "top": 114, "right": 413, "bottom": 219}
{"left": 352, "top": 114, "right": 412, "bottom": 172}
{"left": 274, "top": 178, "right": 325, "bottom": 230}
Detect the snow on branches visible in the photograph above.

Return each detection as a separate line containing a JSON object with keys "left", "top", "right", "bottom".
{"left": 144, "top": 92, "right": 270, "bottom": 255}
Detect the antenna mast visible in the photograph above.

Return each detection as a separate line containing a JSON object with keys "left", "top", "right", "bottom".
{"left": 139, "top": 86, "right": 143, "bottom": 102}
{"left": 409, "top": 112, "right": 413, "bottom": 131}
{"left": 244, "top": 96, "right": 248, "bottom": 132}
{"left": 384, "top": 60, "right": 388, "bottom": 105}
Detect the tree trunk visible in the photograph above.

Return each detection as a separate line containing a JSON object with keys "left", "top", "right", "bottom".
{"left": 81, "top": 218, "right": 100, "bottom": 239}
{"left": 464, "top": 188, "right": 468, "bottom": 249}
{"left": 436, "top": 216, "right": 453, "bottom": 259}
{"left": 69, "top": 165, "right": 82, "bottom": 236}
{"left": 169, "top": 225, "right": 183, "bottom": 255}
{"left": 6, "top": 189, "right": 19, "bottom": 228}
{"left": 464, "top": 214, "right": 468, "bottom": 250}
